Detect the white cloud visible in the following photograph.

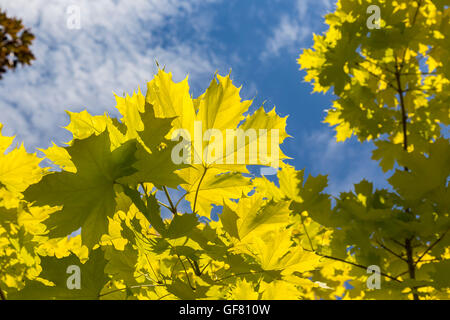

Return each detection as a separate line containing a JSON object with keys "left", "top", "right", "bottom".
{"left": 0, "top": 0, "right": 220, "bottom": 149}
{"left": 262, "top": 0, "right": 336, "bottom": 59}
{"left": 263, "top": 15, "right": 309, "bottom": 58}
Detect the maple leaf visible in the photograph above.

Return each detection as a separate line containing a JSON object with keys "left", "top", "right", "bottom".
{"left": 221, "top": 194, "right": 290, "bottom": 242}
{"left": 246, "top": 229, "right": 320, "bottom": 275}
{"left": 24, "top": 131, "right": 138, "bottom": 248}
{"left": 121, "top": 103, "right": 185, "bottom": 189}
{"left": 228, "top": 279, "right": 259, "bottom": 300}
{"left": 0, "top": 124, "right": 43, "bottom": 194}
{"left": 144, "top": 69, "right": 289, "bottom": 216}
{"left": 10, "top": 249, "right": 108, "bottom": 300}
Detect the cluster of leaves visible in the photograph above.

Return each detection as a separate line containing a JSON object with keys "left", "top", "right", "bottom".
{"left": 298, "top": 0, "right": 450, "bottom": 299}
{"left": 0, "top": 0, "right": 448, "bottom": 301}
{"left": 0, "top": 9, "right": 35, "bottom": 79}
{"left": 0, "top": 70, "right": 343, "bottom": 300}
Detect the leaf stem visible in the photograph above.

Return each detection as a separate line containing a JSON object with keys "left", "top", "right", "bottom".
{"left": 192, "top": 167, "right": 208, "bottom": 214}
{"left": 199, "top": 261, "right": 212, "bottom": 276}
{"left": 145, "top": 253, "right": 163, "bottom": 284}
{"left": 140, "top": 183, "right": 148, "bottom": 199}
{"left": 175, "top": 191, "right": 188, "bottom": 210}
{"left": 158, "top": 201, "right": 173, "bottom": 212}
{"left": 163, "top": 186, "right": 177, "bottom": 215}
{"left": 300, "top": 215, "right": 315, "bottom": 252}
{"left": 175, "top": 252, "right": 196, "bottom": 290}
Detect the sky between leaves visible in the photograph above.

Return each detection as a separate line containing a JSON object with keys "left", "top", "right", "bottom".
{"left": 0, "top": 0, "right": 390, "bottom": 196}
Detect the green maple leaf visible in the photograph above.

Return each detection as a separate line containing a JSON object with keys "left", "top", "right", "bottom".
{"left": 10, "top": 248, "right": 108, "bottom": 300}
{"left": 104, "top": 244, "right": 139, "bottom": 287}
{"left": 138, "top": 102, "right": 176, "bottom": 151}
{"left": 221, "top": 194, "right": 291, "bottom": 241}
{"left": 389, "top": 138, "right": 450, "bottom": 201}
{"left": 126, "top": 142, "right": 185, "bottom": 189}
{"left": 121, "top": 103, "right": 186, "bottom": 189}
{"left": 371, "top": 140, "right": 405, "bottom": 173}
{"left": 427, "top": 260, "right": 450, "bottom": 290}
{"left": 180, "top": 168, "right": 252, "bottom": 217}
{"left": 165, "top": 213, "right": 199, "bottom": 239}
{"left": 24, "top": 131, "right": 138, "bottom": 248}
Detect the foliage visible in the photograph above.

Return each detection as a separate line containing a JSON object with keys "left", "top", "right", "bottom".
{"left": 298, "top": 0, "right": 450, "bottom": 299}
{"left": 0, "top": 0, "right": 448, "bottom": 301}
{"left": 0, "top": 70, "right": 331, "bottom": 300}
{"left": 0, "top": 9, "right": 35, "bottom": 79}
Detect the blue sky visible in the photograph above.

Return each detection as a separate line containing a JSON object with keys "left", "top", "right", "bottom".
{"left": 0, "top": 0, "right": 390, "bottom": 197}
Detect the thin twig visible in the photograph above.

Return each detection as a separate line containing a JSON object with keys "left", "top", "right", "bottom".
{"left": 376, "top": 239, "right": 407, "bottom": 262}
{"left": 394, "top": 270, "right": 409, "bottom": 279}
{"left": 390, "top": 238, "right": 406, "bottom": 248}
{"left": 301, "top": 222, "right": 401, "bottom": 283}
{"left": 98, "top": 284, "right": 166, "bottom": 298}
{"left": 414, "top": 229, "right": 449, "bottom": 266}
{"left": 304, "top": 248, "right": 401, "bottom": 283}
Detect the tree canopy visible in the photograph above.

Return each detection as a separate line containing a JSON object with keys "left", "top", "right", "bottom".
{"left": 0, "top": 0, "right": 448, "bottom": 300}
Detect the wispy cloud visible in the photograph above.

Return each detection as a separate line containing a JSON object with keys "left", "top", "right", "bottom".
{"left": 0, "top": 0, "right": 221, "bottom": 149}
{"left": 263, "top": 15, "right": 309, "bottom": 58}
{"left": 261, "top": 0, "right": 336, "bottom": 60}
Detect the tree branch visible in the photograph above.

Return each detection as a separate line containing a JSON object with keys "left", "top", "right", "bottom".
{"left": 405, "top": 237, "right": 419, "bottom": 300}
{"left": 395, "top": 64, "right": 409, "bottom": 152}
{"left": 303, "top": 248, "right": 401, "bottom": 283}
{"left": 301, "top": 215, "right": 401, "bottom": 283}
